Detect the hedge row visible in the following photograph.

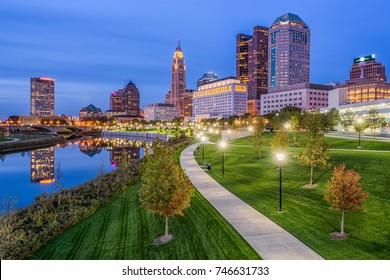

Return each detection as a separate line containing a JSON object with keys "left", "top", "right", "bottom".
{"left": 0, "top": 163, "right": 140, "bottom": 260}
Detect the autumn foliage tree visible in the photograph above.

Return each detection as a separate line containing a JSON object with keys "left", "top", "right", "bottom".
{"left": 138, "top": 141, "right": 194, "bottom": 243}
{"left": 324, "top": 165, "right": 368, "bottom": 238}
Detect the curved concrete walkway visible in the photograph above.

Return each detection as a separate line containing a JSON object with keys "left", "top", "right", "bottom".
{"left": 180, "top": 143, "right": 323, "bottom": 260}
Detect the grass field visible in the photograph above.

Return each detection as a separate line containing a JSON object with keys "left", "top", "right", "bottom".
{"left": 1, "top": 133, "right": 51, "bottom": 142}
{"left": 31, "top": 182, "right": 260, "bottom": 260}
{"left": 196, "top": 141, "right": 390, "bottom": 260}
{"left": 228, "top": 132, "right": 390, "bottom": 151}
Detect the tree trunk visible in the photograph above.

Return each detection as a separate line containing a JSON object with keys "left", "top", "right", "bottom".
{"left": 58, "top": 193, "right": 61, "bottom": 208}
{"left": 341, "top": 209, "right": 344, "bottom": 234}
{"left": 165, "top": 216, "right": 169, "bottom": 237}
{"left": 310, "top": 164, "right": 313, "bottom": 186}
{"left": 258, "top": 149, "right": 262, "bottom": 159}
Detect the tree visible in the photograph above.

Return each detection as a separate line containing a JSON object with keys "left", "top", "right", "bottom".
{"left": 289, "top": 115, "right": 300, "bottom": 142}
{"left": 340, "top": 109, "right": 355, "bottom": 131}
{"left": 302, "top": 109, "right": 336, "bottom": 138}
{"left": 96, "top": 161, "right": 105, "bottom": 177}
{"left": 270, "top": 130, "right": 289, "bottom": 156}
{"left": 295, "top": 136, "right": 330, "bottom": 187}
{"left": 54, "top": 160, "right": 64, "bottom": 208}
{"left": 252, "top": 116, "right": 266, "bottom": 159}
{"left": 138, "top": 142, "right": 194, "bottom": 243}
{"left": 324, "top": 165, "right": 368, "bottom": 238}
{"left": 366, "top": 109, "right": 386, "bottom": 136}
{"left": 119, "top": 149, "right": 130, "bottom": 197}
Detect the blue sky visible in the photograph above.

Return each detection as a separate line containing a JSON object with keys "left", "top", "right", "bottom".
{"left": 0, "top": 0, "right": 389, "bottom": 120}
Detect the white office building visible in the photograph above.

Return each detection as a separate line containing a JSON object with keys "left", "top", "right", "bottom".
{"left": 193, "top": 77, "right": 247, "bottom": 121}
{"left": 143, "top": 103, "right": 180, "bottom": 122}
{"left": 261, "top": 83, "right": 334, "bottom": 115}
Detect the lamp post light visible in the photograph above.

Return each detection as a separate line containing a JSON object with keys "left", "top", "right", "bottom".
{"left": 276, "top": 153, "right": 285, "bottom": 213}
{"left": 201, "top": 136, "right": 206, "bottom": 161}
{"left": 220, "top": 141, "right": 227, "bottom": 177}
{"left": 227, "top": 129, "right": 231, "bottom": 141}
{"left": 357, "top": 117, "right": 363, "bottom": 149}
{"left": 284, "top": 123, "right": 291, "bottom": 131}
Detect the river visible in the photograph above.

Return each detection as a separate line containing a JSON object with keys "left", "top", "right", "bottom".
{"left": 0, "top": 137, "right": 146, "bottom": 209}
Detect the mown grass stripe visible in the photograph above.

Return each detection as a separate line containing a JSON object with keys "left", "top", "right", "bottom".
{"left": 66, "top": 223, "right": 91, "bottom": 260}
{"left": 91, "top": 208, "right": 112, "bottom": 259}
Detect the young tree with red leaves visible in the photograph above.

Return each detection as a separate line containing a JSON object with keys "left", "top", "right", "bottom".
{"left": 324, "top": 165, "right": 368, "bottom": 238}
{"left": 138, "top": 141, "right": 194, "bottom": 243}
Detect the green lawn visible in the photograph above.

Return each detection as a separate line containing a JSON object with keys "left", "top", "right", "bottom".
{"left": 196, "top": 143, "right": 390, "bottom": 260}
{"left": 228, "top": 133, "right": 390, "bottom": 151}
{"left": 0, "top": 134, "right": 51, "bottom": 143}
{"left": 119, "top": 128, "right": 192, "bottom": 137}
{"left": 31, "top": 182, "right": 260, "bottom": 260}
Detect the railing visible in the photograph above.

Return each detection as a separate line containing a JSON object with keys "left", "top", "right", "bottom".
{"left": 102, "top": 131, "right": 168, "bottom": 141}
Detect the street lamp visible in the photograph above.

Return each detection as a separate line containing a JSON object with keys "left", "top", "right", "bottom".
{"left": 220, "top": 141, "right": 227, "bottom": 177}
{"left": 276, "top": 153, "right": 285, "bottom": 213}
{"left": 201, "top": 136, "right": 206, "bottom": 161}
{"left": 227, "top": 129, "right": 231, "bottom": 141}
{"left": 357, "top": 117, "right": 363, "bottom": 149}
{"left": 284, "top": 123, "right": 291, "bottom": 131}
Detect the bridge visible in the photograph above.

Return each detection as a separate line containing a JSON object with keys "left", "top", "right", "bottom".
{"left": 9, "top": 125, "right": 96, "bottom": 133}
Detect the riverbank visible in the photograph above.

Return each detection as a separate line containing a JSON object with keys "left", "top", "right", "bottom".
{"left": 0, "top": 134, "right": 66, "bottom": 154}
{"left": 31, "top": 182, "right": 260, "bottom": 260}
{"left": 0, "top": 136, "right": 259, "bottom": 260}
{"left": 0, "top": 161, "right": 140, "bottom": 259}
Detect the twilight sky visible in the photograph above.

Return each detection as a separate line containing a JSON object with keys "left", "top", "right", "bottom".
{"left": 0, "top": 0, "right": 389, "bottom": 120}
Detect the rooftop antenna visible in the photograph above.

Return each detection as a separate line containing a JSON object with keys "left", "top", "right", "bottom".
{"left": 177, "top": 39, "right": 181, "bottom": 48}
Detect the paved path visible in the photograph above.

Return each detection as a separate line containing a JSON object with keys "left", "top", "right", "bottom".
{"left": 180, "top": 142, "right": 323, "bottom": 260}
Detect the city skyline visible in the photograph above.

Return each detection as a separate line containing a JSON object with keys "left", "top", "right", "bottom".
{"left": 1, "top": 0, "right": 390, "bottom": 120}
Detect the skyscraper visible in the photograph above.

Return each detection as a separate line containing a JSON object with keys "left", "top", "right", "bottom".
{"left": 346, "top": 54, "right": 390, "bottom": 102}
{"left": 30, "top": 77, "right": 55, "bottom": 116}
{"left": 236, "top": 34, "right": 252, "bottom": 85}
{"left": 122, "top": 81, "right": 140, "bottom": 116}
{"left": 347, "top": 54, "right": 387, "bottom": 83}
{"left": 268, "top": 13, "right": 310, "bottom": 90}
{"left": 170, "top": 42, "right": 187, "bottom": 117}
{"left": 109, "top": 81, "right": 141, "bottom": 116}
{"left": 236, "top": 26, "right": 268, "bottom": 101}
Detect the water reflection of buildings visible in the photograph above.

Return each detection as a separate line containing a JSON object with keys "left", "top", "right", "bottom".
{"left": 67, "top": 137, "right": 145, "bottom": 166}
{"left": 30, "top": 147, "right": 55, "bottom": 184}
{"left": 79, "top": 139, "right": 103, "bottom": 157}
{"left": 110, "top": 147, "right": 140, "bottom": 167}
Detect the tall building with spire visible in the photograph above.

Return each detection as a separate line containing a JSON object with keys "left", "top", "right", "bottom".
{"left": 268, "top": 13, "right": 310, "bottom": 90}
{"left": 170, "top": 41, "right": 187, "bottom": 117}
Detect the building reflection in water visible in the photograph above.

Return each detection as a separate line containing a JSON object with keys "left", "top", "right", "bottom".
{"left": 29, "top": 137, "right": 148, "bottom": 183}
{"left": 110, "top": 147, "right": 140, "bottom": 167}
{"left": 30, "top": 147, "right": 55, "bottom": 184}
{"left": 79, "top": 139, "right": 103, "bottom": 157}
